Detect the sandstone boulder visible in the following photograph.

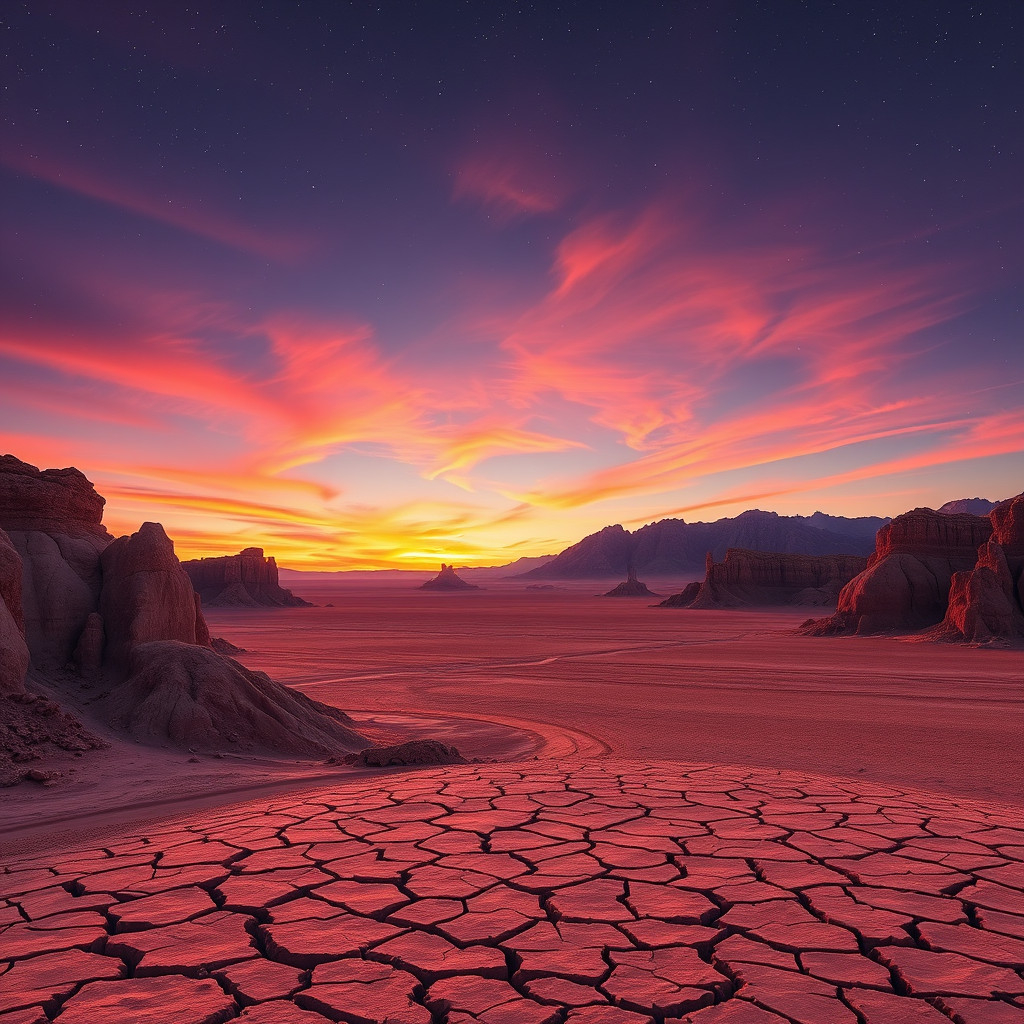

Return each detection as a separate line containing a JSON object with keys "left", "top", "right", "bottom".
{"left": 99, "top": 522, "right": 210, "bottom": 667}
{"left": 182, "top": 547, "right": 312, "bottom": 607}
{"left": 344, "top": 739, "right": 467, "bottom": 767}
{"left": 99, "top": 641, "right": 366, "bottom": 756}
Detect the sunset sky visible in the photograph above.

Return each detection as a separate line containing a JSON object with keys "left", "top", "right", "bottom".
{"left": 2, "top": 3, "right": 1021, "bottom": 568}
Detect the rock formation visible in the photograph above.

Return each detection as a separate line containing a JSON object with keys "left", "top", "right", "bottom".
{"left": 519, "top": 509, "right": 884, "bottom": 580}
{"left": 659, "top": 580, "right": 702, "bottom": 608}
{"left": 661, "top": 549, "right": 867, "bottom": 609}
{"left": 0, "top": 457, "right": 111, "bottom": 671}
{"left": 0, "top": 455, "right": 368, "bottom": 772}
{"left": 100, "top": 641, "right": 365, "bottom": 755}
{"left": 182, "top": 547, "right": 311, "bottom": 607}
{"left": 344, "top": 739, "right": 467, "bottom": 767}
{"left": 928, "top": 493, "right": 1024, "bottom": 643}
{"left": 100, "top": 523, "right": 211, "bottom": 668}
{"left": 419, "top": 563, "right": 480, "bottom": 591}
{"left": 603, "top": 566, "right": 659, "bottom": 597}
{"left": 0, "top": 527, "right": 29, "bottom": 695}
{"left": 802, "top": 505, "right": 1002, "bottom": 637}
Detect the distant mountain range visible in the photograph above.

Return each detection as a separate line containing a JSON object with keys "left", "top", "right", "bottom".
{"left": 515, "top": 510, "right": 889, "bottom": 580}
{"left": 936, "top": 497, "right": 1002, "bottom": 516}
{"left": 276, "top": 498, "right": 1004, "bottom": 582}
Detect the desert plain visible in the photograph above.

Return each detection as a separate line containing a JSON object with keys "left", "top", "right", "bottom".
{"left": 3, "top": 580, "right": 1023, "bottom": 1024}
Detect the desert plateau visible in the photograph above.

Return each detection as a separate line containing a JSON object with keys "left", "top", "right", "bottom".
{"left": 3, "top": 3, "right": 1024, "bottom": 1023}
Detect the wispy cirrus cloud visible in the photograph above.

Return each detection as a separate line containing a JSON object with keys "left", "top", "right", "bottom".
{"left": 453, "top": 138, "right": 572, "bottom": 220}
{"left": 0, "top": 145, "right": 311, "bottom": 260}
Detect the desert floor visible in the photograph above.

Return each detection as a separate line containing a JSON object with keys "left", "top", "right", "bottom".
{"left": 3, "top": 584, "right": 1023, "bottom": 1024}
{"left": 216, "top": 583, "right": 1023, "bottom": 805}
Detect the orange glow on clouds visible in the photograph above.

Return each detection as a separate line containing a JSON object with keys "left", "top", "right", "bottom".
{"left": 2, "top": 182, "right": 1020, "bottom": 568}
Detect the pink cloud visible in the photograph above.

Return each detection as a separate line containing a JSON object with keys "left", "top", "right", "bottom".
{"left": 1, "top": 145, "right": 311, "bottom": 260}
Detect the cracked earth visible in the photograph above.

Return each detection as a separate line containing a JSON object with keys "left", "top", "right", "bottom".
{"left": 2, "top": 761, "right": 1023, "bottom": 1024}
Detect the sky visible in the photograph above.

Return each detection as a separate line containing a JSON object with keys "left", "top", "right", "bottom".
{"left": 1, "top": 2, "right": 1021, "bottom": 569}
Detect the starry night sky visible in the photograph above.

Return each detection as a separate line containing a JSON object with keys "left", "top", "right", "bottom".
{"left": 1, "top": 2, "right": 1021, "bottom": 567}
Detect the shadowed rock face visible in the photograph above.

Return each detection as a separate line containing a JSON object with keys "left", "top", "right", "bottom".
{"left": 100, "top": 523, "right": 211, "bottom": 668}
{"left": 661, "top": 549, "right": 866, "bottom": 610}
{"left": 805, "top": 496, "right": 1024, "bottom": 641}
{"left": 100, "top": 640, "right": 366, "bottom": 756}
{"left": 182, "top": 547, "right": 312, "bottom": 607}
{"left": 659, "top": 580, "right": 702, "bottom": 608}
{"left": 419, "top": 564, "right": 480, "bottom": 591}
{"left": 0, "top": 527, "right": 29, "bottom": 695}
{"left": 929, "top": 493, "right": 1024, "bottom": 643}
{"left": 0, "top": 456, "right": 112, "bottom": 670}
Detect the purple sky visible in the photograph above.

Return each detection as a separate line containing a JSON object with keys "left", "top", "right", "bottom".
{"left": 1, "top": 3, "right": 1021, "bottom": 567}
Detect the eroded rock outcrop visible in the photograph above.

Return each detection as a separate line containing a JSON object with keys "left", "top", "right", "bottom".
{"left": 100, "top": 641, "right": 365, "bottom": 755}
{"left": 604, "top": 567, "right": 659, "bottom": 597}
{"left": 802, "top": 500, "right": 1024, "bottom": 640}
{"left": 0, "top": 457, "right": 112, "bottom": 670}
{"left": 100, "top": 523, "right": 211, "bottom": 668}
{"left": 182, "top": 547, "right": 311, "bottom": 607}
{"left": 0, "top": 527, "right": 29, "bottom": 695}
{"left": 0, "top": 454, "right": 368, "bottom": 770}
{"left": 419, "top": 563, "right": 480, "bottom": 591}
{"left": 661, "top": 548, "right": 867, "bottom": 610}
{"left": 928, "top": 493, "right": 1024, "bottom": 643}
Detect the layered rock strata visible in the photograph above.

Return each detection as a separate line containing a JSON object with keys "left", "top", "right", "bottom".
{"left": 661, "top": 549, "right": 866, "bottom": 609}
{"left": 928, "top": 493, "right": 1024, "bottom": 643}
{"left": 803, "top": 497, "right": 1024, "bottom": 641}
{"left": 182, "top": 547, "right": 311, "bottom": 607}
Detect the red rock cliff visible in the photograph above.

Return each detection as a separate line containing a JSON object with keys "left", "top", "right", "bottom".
{"left": 182, "top": 547, "right": 311, "bottom": 607}
{"left": 660, "top": 549, "right": 866, "bottom": 609}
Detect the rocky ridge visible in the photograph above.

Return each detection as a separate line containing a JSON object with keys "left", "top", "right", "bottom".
{"left": 519, "top": 510, "right": 885, "bottom": 580}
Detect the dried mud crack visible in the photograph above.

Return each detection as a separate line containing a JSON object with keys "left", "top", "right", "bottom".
{"left": 1, "top": 760, "right": 1023, "bottom": 1023}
